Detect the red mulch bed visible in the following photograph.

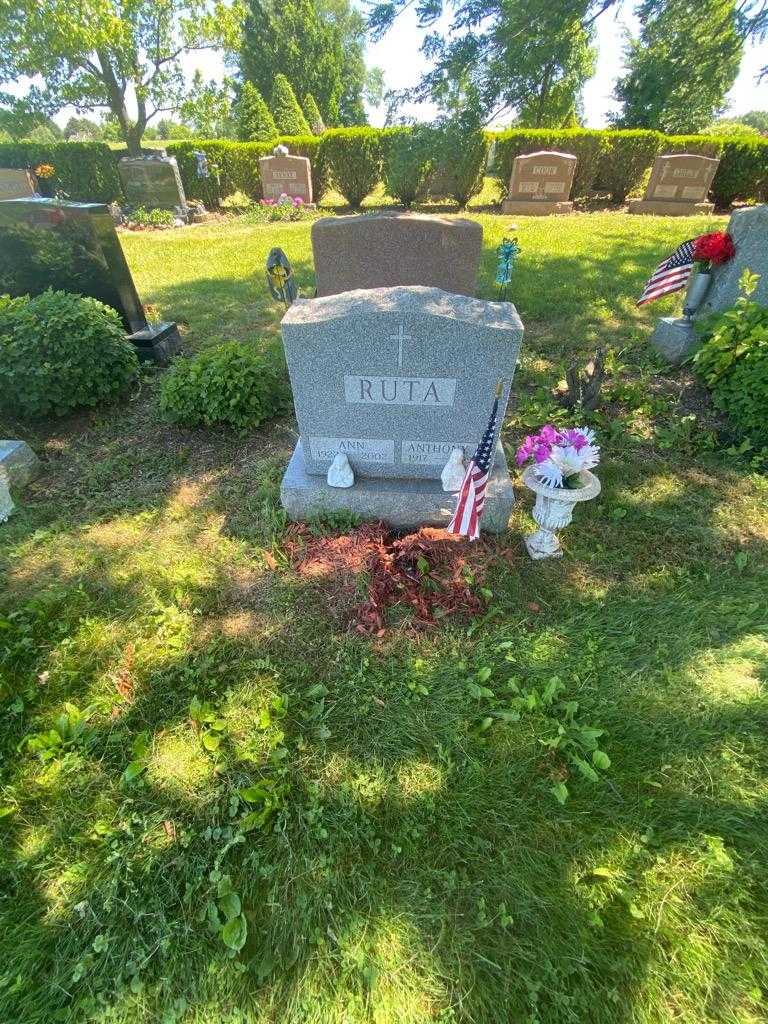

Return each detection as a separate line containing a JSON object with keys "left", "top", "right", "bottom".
{"left": 284, "top": 523, "right": 492, "bottom": 633}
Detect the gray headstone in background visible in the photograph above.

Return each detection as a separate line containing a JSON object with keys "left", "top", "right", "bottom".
{"left": 501, "top": 151, "right": 577, "bottom": 215}
{"left": 0, "top": 440, "right": 40, "bottom": 490}
{"left": 0, "top": 168, "right": 36, "bottom": 200}
{"left": 281, "top": 285, "right": 523, "bottom": 482}
{"left": 117, "top": 155, "right": 188, "bottom": 216}
{"left": 259, "top": 153, "right": 313, "bottom": 204}
{"left": 629, "top": 153, "right": 719, "bottom": 215}
{"left": 699, "top": 204, "right": 768, "bottom": 315}
{"left": 311, "top": 213, "right": 483, "bottom": 297}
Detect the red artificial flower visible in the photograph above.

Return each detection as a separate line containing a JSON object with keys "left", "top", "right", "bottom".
{"left": 693, "top": 231, "right": 735, "bottom": 265}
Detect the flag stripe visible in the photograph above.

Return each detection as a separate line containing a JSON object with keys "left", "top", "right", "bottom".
{"left": 637, "top": 239, "right": 697, "bottom": 307}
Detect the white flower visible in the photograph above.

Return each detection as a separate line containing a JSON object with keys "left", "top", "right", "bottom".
{"left": 535, "top": 442, "right": 600, "bottom": 487}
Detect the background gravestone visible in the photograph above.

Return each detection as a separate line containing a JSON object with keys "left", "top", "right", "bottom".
{"left": 117, "top": 155, "right": 188, "bottom": 217}
{"left": 280, "top": 285, "right": 523, "bottom": 531}
{"left": 311, "top": 213, "right": 483, "bottom": 297}
{"left": 501, "top": 151, "right": 577, "bottom": 215}
{"left": 0, "top": 168, "right": 36, "bottom": 200}
{"left": 258, "top": 152, "right": 313, "bottom": 204}
{"left": 0, "top": 198, "right": 180, "bottom": 362}
{"left": 629, "top": 154, "right": 719, "bottom": 215}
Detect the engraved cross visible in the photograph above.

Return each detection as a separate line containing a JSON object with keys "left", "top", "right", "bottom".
{"left": 389, "top": 323, "right": 412, "bottom": 369}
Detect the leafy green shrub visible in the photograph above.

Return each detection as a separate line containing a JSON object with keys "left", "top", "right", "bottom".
{"left": 421, "top": 110, "right": 490, "bottom": 208}
{"left": 319, "top": 127, "right": 383, "bottom": 207}
{"left": 712, "top": 137, "right": 768, "bottom": 206}
{"left": 159, "top": 342, "right": 289, "bottom": 429}
{"left": 381, "top": 127, "right": 430, "bottom": 207}
{"left": 597, "top": 130, "right": 662, "bottom": 201}
{"left": 270, "top": 74, "right": 310, "bottom": 136}
{"left": 166, "top": 135, "right": 326, "bottom": 203}
{"left": 303, "top": 93, "right": 325, "bottom": 135}
{"left": 0, "top": 140, "right": 121, "bottom": 202}
{"left": 0, "top": 290, "right": 138, "bottom": 418}
{"left": 236, "top": 81, "right": 278, "bottom": 142}
{"left": 129, "top": 206, "right": 176, "bottom": 227}
{"left": 220, "top": 190, "right": 254, "bottom": 212}
{"left": 490, "top": 129, "right": 607, "bottom": 199}
{"left": 695, "top": 270, "right": 768, "bottom": 442}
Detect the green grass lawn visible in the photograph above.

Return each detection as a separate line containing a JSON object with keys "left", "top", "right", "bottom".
{"left": 1, "top": 209, "right": 767, "bottom": 1024}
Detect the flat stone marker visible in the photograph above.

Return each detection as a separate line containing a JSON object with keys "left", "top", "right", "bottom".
{"left": 279, "top": 285, "right": 523, "bottom": 532}
{"left": 117, "top": 155, "right": 188, "bottom": 217}
{"left": 629, "top": 153, "right": 719, "bottom": 215}
{"left": 0, "top": 198, "right": 181, "bottom": 362}
{"left": 312, "top": 213, "right": 483, "bottom": 297}
{"left": 501, "top": 151, "right": 577, "bottom": 215}
{"left": 259, "top": 152, "right": 313, "bottom": 204}
{"left": 0, "top": 439, "right": 40, "bottom": 490}
{"left": 0, "top": 168, "right": 36, "bottom": 200}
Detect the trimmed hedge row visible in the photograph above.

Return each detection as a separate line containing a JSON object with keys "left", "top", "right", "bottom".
{"left": 3, "top": 128, "right": 767, "bottom": 209}
{"left": 0, "top": 141, "right": 121, "bottom": 203}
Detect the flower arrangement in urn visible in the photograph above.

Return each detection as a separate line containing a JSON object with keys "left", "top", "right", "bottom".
{"left": 516, "top": 426, "right": 601, "bottom": 559}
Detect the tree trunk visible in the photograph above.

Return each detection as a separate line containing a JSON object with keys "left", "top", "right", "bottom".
{"left": 97, "top": 49, "right": 144, "bottom": 155}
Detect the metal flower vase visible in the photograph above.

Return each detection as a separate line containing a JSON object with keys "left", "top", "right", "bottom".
{"left": 523, "top": 466, "right": 601, "bottom": 560}
{"left": 682, "top": 269, "right": 712, "bottom": 321}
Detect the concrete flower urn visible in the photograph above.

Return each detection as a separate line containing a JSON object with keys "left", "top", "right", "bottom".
{"left": 522, "top": 466, "right": 601, "bottom": 560}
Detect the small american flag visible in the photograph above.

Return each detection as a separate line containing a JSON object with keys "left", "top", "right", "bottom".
{"left": 637, "top": 238, "right": 696, "bottom": 306}
{"left": 447, "top": 380, "right": 503, "bottom": 541}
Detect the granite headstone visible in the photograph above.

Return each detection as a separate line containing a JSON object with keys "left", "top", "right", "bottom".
{"left": 699, "top": 203, "right": 768, "bottom": 314}
{"left": 117, "top": 155, "right": 188, "bottom": 217}
{"left": 651, "top": 203, "right": 768, "bottom": 363}
{"left": 280, "top": 286, "right": 524, "bottom": 531}
{"left": 0, "top": 440, "right": 40, "bottom": 490}
{"left": 629, "top": 153, "right": 719, "bottom": 215}
{"left": 311, "top": 213, "right": 483, "bottom": 297}
{"left": 501, "top": 151, "right": 577, "bottom": 215}
{"left": 259, "top": 152, "right": 313, "bottom": 204}
{"left": 0, "top": 198, "right": 180, "bottom": 362}
{"left": 0, "top": 168, "right": 36, "bottom": 200}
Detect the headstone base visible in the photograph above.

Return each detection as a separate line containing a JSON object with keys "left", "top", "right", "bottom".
{"left": 0, "top": 439, "right": 41, "bottom": 489}
{"left": 281, "top": 439, "right": 515, "bottom": 533}
{"left": 628, "top": 199, "right": 714, "bottom": 216}
{"left": 650, "top": 317, "right": 700, "bottom": 364}
{"left": 128, "top": 322, "right": 182, "bottom": 364}
{"left": 501, "top": 200, "right": 574, "bottom": 216}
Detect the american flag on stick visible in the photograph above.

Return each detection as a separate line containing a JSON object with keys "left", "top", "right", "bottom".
{"left": 447, "top": 379, "right": 503, "bottom": 542}
{"left": 637, "top": 238, "right": 696, "bottom": 306}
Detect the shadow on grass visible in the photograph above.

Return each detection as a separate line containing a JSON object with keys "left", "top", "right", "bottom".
{"left": 1, "top": 436, "right": 767, "bottom": 1022}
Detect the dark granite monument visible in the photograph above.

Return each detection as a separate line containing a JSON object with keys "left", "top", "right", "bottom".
{"left": 0, "top": 198, "right": 180, "bottom": 362}
{"left": 117, "top": 154, "right": 188, "bottom": 218}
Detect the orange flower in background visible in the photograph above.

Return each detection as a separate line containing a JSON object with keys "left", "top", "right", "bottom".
{"left": 34, "top": 163, "right": 55, "bottom": 179}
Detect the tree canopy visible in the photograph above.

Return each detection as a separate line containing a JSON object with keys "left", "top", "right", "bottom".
{"left": 180, "top": 71, "right": 236, "bottom": 139}
{"left": 239, "top": 0, "right": 377, "bottom": 125}
{"left": 612, "top": 0, "right": 743, "bottom": 132}
{"left": 235, "top": 80, "right": 277, "bottom": 141}
{"left": 0, "top": 0, "right": 238, "bottom": 154}
{"left": 270, "top": 74, "right": 310, "bottom": 135}
{"left": 367, "top": 0, "right": 768, "bottom": 124}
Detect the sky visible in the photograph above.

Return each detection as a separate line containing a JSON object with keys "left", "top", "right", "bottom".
{"left": 11, "top": 0, "right": 768, "bottom": 129}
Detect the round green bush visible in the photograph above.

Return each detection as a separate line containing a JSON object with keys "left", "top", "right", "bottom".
{"left": 0, "top": 289, "right": 138, "bottom": 418}
{"left": 159, "top": 342, "right": 289, "bottom": 429}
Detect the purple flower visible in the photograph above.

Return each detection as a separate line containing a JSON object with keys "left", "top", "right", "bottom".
{"left": 534, "top": 443, "right": 552, "bottom": 464}
{"left": 539, "top": 424, "right": 561, "bottom": 445}
{"left": 561, "top": 428, "right": 587, "bottom": 452}
{"left": 515, "top": 435, "right": 537, "bottom": 466}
